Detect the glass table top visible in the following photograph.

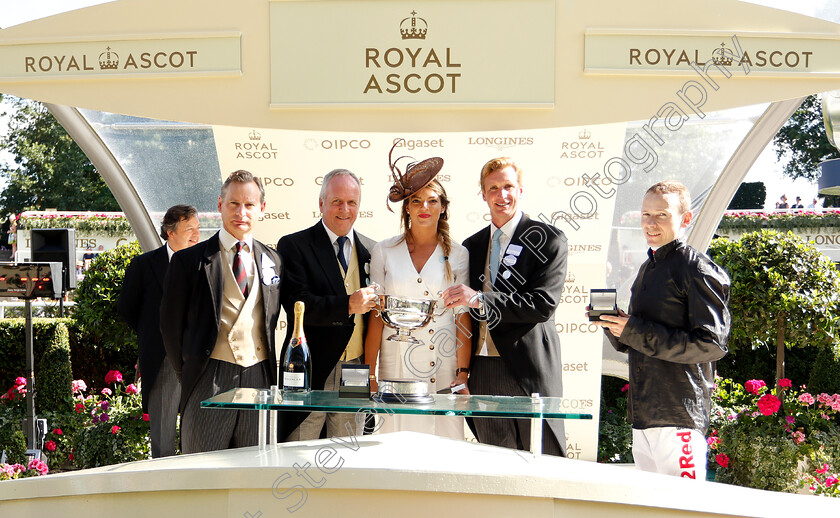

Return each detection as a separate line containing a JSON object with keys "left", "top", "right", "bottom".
{"left": 202, "top": 389, "right": 592, "bottom": 420}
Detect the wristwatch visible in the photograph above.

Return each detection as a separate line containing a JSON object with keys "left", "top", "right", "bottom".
{"left": 455, "top": 367, "right": 470, "bottom": 376}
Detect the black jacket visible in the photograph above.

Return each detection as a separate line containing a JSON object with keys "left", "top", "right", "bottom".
{"left": 117, "top": 245, "right": 169, "bottom": 412}
{"left": 607, "top": 239, "right": 730, "bottom": 433}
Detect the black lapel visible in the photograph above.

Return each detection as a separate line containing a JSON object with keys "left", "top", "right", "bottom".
{"left": 151, "top": 245, "right": 169, "bottom": 291}
{"left": 201, "top": 233, "right": 224, "bottom": 323}
{"left": 311, "top": 222, "right": 345, "bottom": 295}
{"left": 354, "top": 231, "right": 372, "bottom": 286}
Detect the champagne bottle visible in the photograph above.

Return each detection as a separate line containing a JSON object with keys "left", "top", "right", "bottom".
{"left": 283, "top": 301, "right": 312, "bottom": 393}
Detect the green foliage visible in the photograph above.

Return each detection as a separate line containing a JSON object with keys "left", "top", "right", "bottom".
{"left": 597, "top": 376, "right": 633, "bottom": 463}
{"left": 36, "top": 322, "right": 73, "bottom": 413}
{"left": 710, "top": 378, "right": 840, "bottom": 494}
{"left": 717, "top": 343, "right": 818, "bottom": 389}
{"left": 773, "top": 94, "right": 840, "bottom": 182}
{"left": 718, "top": 209, "right": 840, "bottom": 233}
{"left": 73, "top": 241, "right": 141, "bottom": 358}
{"left": 18, "top": 213, "right": 132, "bottom": 237}
{"left": 727, "top": 182, "right": 766, "bottom": 210}
{"left": 68, "top": 374, "right": 149, "bottom": 468}
{"left": 0, "top": 318, "right": 74, "bottom": 392}
{"left": 0, "top": 97, "right": 119, "bottom": 215}
{"left": 708, "top": 231, "right": 840, "bottom": 381}
{"left": 809, "top": 344, "right": 840, "bottom": 396}
{"left": 0, "top": 428, "right": 27, "bottom": 465}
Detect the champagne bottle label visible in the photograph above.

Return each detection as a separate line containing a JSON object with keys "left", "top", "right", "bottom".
{"left": 283, "top": 372, "right": 305, "bottom": 388}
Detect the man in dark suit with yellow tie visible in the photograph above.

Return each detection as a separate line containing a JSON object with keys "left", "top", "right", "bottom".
{"left": 118, "top": 204, "right": 200, "bottom": 457}
{"left": 443, "top": 157, "right": 568, "bottom": 456}
{"left": 277, "top": 169, "right": 377, "bottom": 440}
{"left": 160, "top": 170, "right": 282, "bottom": 453}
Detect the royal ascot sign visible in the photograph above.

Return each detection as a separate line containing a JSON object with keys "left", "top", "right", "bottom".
{"left": 269, "top": 0, "right": 555, "bottom": 107}
{"left": 585, "top": 31, "right": 840, "bottom": 77}
{"left": 0, "top": 33, "right": 241, "bottom": 81}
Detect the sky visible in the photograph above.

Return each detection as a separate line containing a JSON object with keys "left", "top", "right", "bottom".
{"left": 0, "top": 0, "right": 835, "bottom": 211}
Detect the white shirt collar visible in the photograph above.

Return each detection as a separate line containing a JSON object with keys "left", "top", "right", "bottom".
{"left": 491, "top": 210, "right": 523, "bottom": 239}
{"left": 321, "top": 220, "right": 355, "bottom": 248}
{"left": 218, "top": 227, "right": 254, "bottom": 253}
{"left": 166, "top": 242, "right": 176, "bottom": 261}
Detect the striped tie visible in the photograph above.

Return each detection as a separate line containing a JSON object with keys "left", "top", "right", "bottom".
{"left": 233, "top": 241, "right": 248, "bottom": 297}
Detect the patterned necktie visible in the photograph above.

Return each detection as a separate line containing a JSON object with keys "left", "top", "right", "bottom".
{"left": 489, "top": 228, "right": 503, "bottom": 283}
{"left": 233, "top": 241, "right": 248, "bottom": 297}
{"left": 336, "top": 235, "right": 349, "bottom": 273}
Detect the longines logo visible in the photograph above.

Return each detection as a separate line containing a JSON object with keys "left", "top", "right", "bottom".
{"left": 629, "top": 41, "right": 812, "bottom": 69}
{"left": 25, "top": 45, "right": 200, "bottom": 73}
{"left": 466, "top": 136, "right": 534, "bottom": 151}
{"left": 363, "top": 10, "right": 462, "bottom": 95}
{"left": 567, "top": 244, "right": 603, "bottom": 255}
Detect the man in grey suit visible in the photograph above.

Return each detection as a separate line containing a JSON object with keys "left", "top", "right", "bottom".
{"left": 118, "top": 204, "right": 200, "bottom": 457}
{"left": 443, "top": 157, "right": 567, "bottom": 456}
{"left": 160, "top": 170, "right": 283, "bottom": 453}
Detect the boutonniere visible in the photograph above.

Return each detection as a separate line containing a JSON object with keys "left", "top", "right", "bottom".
{"left": 260, "top": 253, "right": 281, "bottom": 285}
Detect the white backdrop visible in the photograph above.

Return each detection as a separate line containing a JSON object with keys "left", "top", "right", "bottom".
{"left": 213, "top": 124, "right": 626, "bottom": 460}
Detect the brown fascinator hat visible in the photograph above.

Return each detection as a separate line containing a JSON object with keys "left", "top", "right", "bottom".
{"left": 386, "top": 139, "right": 444, "bottom": 211}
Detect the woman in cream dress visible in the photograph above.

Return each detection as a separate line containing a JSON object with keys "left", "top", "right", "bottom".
{"left": 364, "top": 179, "right": 472, "bottom": 440}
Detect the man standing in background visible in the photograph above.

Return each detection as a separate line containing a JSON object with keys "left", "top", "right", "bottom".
{"left": 118, "top": 204, "right": 200, "bottom": 457}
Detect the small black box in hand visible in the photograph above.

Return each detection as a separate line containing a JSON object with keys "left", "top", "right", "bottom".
{"left": 589, "top": 289, "right": 618, "bottom": 321}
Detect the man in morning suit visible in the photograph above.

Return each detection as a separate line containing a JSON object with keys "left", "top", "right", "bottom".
{"left": 277, "top": 169, "right": 377, "bottom": 440}
{"left": 442, "top": 157, "right": 568, "bottom": 455}
{"left": 160, "top": 170, "right": 282, "bottom": 453}
{"left": 118, "top": 204, "right": 200, "bottom": 457}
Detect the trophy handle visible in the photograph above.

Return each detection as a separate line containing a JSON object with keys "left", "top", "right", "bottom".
{"left": 369, "top": 282, "right": 384, "bottom": 317}
{"left": 433, "top": 290, "right": 449, "bottom": 318}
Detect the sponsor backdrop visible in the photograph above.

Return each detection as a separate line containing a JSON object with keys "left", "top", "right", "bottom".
{"left": 213, "top": 124, "right": 625, "bottom": 460}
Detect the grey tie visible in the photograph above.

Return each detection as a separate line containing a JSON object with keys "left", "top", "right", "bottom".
{"left": 489, "top": 228, "right": 503, "bottom": 283}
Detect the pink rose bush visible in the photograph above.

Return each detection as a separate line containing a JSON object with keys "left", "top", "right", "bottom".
{"left": 1, "top": 370, "right": 150, "bottom": 475}
{"left": 709, "top": 377, "right": 840, "bottom": 495}
{"left": 0, "top": 459, "right": 49, "bottom": 480}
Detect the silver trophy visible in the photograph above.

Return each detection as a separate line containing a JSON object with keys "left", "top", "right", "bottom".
{"left": 371, "top": 283, "right": 446, "bottom": 344}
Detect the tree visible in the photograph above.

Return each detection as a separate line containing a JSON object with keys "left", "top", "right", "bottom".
{"left": 772, "top": 94, "right": 840, "bottom": 182}
{"left": 708, "top": 231, "right": 840, "bottom": 388}
{"left": 0, "top": 97, "right": 119, "bottom": 216}
{"left": 727, "top": 182, "right": 766, "bottom": 210}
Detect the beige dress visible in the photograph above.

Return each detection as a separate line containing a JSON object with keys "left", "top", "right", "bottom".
{"left": 370, "top": 235, "right": 469, "bottom": 440}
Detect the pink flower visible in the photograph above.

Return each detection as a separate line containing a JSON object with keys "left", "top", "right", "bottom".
{"left": 104, "top": 370, "right": 123, "bottom": 384}
{"left": 757, "top": 394, "right": 781, "bottom": 416}
{"left": 827, "top": 476, "right": 839, "bottom": 487}
{"left": 778, "top": 378, "right": 792, "bottom": 388}
{"left": 785, "top": 415, "right": 795, "bottom": 424}
{"left": 142, "top": 413, "right": 149, "bottom": 422}
{"left": 716, "top": 454, "right": 729, "bottom": 468}
{"left": 110, "top": 425, "right": 120, "bottom": 434}
{"left": 799, "top": 393, "right": 815, "bottom": 406}
{"left": 816, "top": 463, "right": 830, "bottom": 474}
{"left": 126, "top": 383, "right": 139, "bottom": 395}
{"left": 621, "top": 384, "right": 629, "bottom": 393}
{"left": 792, "top": 431, "right": 806, "bottom": 444}
{"left": 71, "top": 380, "right": 87, "bottom": 393}
{"left": 44, "top": 440, "right": 56, "bottom": 452}
{"left": 74, "top": 403, "right": 84, "bottom": 413}
{"left": 707, "top": 436, "right": 720, "bottom": 446}
{"left": 27, "top": 459, "right": 48, "bottom": 476}
{"left": 744, "top": 379, "right": 766, "bottom": 394}
{"left": 52, "top": 428, "right": 62, "bottom": 435}
{"left": 14, "top": 377, "right": 26, "bottom": 387}
{"left": 101, "top": 388, "right": 112, "bottom": 396}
